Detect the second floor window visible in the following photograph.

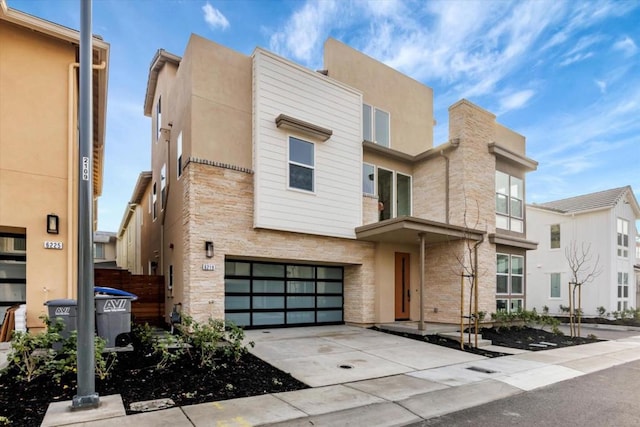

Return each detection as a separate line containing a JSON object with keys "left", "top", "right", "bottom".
{"left": 177, "top": 132, "right": 183, "bottom": 178}
{"left": 156, "top": 96, "right": 162, "bottom": 140}
{"left": 363, "top": 163, "right": 375, "bottom": 195}
{"left": 617, "top": 218, "right": 629, "bottom": 257}
{"left": 152, "top": 182, "right": 157, "bottom": 220}
{"left": 496, "top": 171, "right": 523, "bottom": 232}
{"left": 377, "top": 167, "right": 411, "bottom": 220}
{"left": 288, "top": 137, "right": 314, "bottom": 192}
{"left": 161, "top": 164, "right": 167, "bottom": 209}
{"left": 550, "top": 224, "right": 560, "bottom": 249}
{"left": 363, "top": 104, "right": 390, "bottom": 147}
{"left": 94, "top": 243, "right": 105, "bottom": 259}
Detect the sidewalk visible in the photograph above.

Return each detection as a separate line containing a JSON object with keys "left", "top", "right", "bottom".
{"left": 35, "top": 326, "right": 640, "bottom": 427}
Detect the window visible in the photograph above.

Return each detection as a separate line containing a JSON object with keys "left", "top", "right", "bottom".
{"left": 161, "top": 164, "right": 167, "bottom": 210}
{"left": 550, "top": 224, "right": 560, "bottom": 249}
{"left": 496, "top": 253, "right": 525, "bottom": 311}
{"left": 362, "top": 163, "right": 375, "bottom": 195}
{"left": 496, "top": 171, "right": 524, "bottom": 232}
{"left": 378, "top": 168, "right": 393, "bottom": 221}
{"left": 396, "top": 173, "right": 411, "bottom": 217}
{"left": 94, "top": 243, "right": 105, "bottom": 259}
{"left": 177, "top": 132, "right": 183, "bottom": 178}
{"left": 156, "top": 96, "right": 162, "bottom": 140}
{"left": 288, "top": 137, "right": 314, "bottom": 192}
{"left": 168, "top": 265, "right": 173, "bottom": 290}
{"left": 550, "top": 273, "right": 561, "bottom": 298}
{"left": 617, "top": 218, "right": 629, "bottom": 257}
{"left": 362, "top": 103, "right": 390, "bottom": 147}
{"left": 617, "top": 272, "right": 629, "bottom": 311}
{"left": 376, "top": 168, "right": 412, "bottom": 221}
{"left": 13, "top": 237, "right": 26, "bottom": 251}
{"left": 152, "top": 182, "right": 157, "bottom": 220}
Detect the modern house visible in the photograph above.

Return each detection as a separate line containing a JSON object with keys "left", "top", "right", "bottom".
{"left": 138, "top": 34, "right": 537, "bottom": 328}
{"left": 0, "top": 0, "right": 109, "bottom": 332}
{"left": 526, "top": 186, "right": 640, "bottom": 316}
{"left": 116, "top": 171, "right": 153, "bottom": 275}
{"left": 93, "top": 231, "right": 117, "bottom": 268}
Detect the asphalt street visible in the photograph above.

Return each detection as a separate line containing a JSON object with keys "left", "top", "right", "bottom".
{"left": 413, "top": 358, "right": 640, "bottom": 427}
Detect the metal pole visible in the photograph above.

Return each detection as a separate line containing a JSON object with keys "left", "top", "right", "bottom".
{"left": 460, "top": 274, "right": 464, "bottom": 350}
{"left": 418, "top": 233, "right": 426, "bottom": 331}
{"left": 73, "top": 0, "right": 99, "bottom": 409}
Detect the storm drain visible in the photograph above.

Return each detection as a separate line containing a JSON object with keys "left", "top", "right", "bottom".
{"left": 466, "top": 366, "right": 497, "bottom": 374}
{"left": 339, "top": 364, "right": 354, "bottom": 369}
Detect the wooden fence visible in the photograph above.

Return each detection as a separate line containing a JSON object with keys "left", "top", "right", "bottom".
{"left": 94, "top": 268, "right": 165, "bottom": 327}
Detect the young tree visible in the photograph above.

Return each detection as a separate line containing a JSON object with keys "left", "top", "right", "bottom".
{"left": 565, "top": 241, "right": 602, "bottom": 337}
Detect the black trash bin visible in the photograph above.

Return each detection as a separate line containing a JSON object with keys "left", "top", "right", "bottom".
{"left": 94, "top": 294, "right": 136, "bottom": 347}
{"left": 44, "top": 299, "right": 77, "bottom": 350}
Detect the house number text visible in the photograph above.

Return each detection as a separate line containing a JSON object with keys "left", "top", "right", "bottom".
{"left": 44, "top": 241, "right": 63, "bottom": 250}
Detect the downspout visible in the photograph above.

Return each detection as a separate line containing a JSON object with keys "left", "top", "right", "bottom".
{"left": 67, "top": 60, "right": 106, "bottom": 298}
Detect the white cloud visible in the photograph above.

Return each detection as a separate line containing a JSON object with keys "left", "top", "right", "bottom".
{"left": 202, "top": 2, "right": 229, "bottom": 30}
{"left": 558, "top": 52, "right": 594, "bottom": 67}
{"left": 269, "top": 0, "right": 339, "bottom": 63}
{"left": 595, "top": 79, "right": 606, "bottom": 94}
{"left": 499, "top": 89, "right": 535, "bottom": 112}
{"left": 613, "top": 36, "right": 638, "bottom": 57}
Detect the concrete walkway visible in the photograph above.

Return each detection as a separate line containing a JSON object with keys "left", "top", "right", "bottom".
{"left": 21, "top": 325, "right": 640, "bottom": 426}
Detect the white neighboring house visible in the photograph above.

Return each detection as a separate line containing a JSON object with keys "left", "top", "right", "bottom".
{"left": 526, "top": 186, "right": 640, "bottom": 316}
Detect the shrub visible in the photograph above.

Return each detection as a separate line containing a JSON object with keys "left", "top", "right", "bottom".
{"left": 596, "top": 306, "right": 607, "bottom": 317}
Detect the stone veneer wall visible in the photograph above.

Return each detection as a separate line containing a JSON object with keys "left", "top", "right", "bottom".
{"left": 182, "top": 162, "right": 377, "bottom": 324}
{"left": 413, "top": 156, "right": 447, "bottom": 222}
{"left": 362, "top": 195, "right": 379, "bottom": 225}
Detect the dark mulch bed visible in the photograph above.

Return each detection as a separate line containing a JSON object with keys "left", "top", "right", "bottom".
{"left": 0, "top": 349, "right": 307, "bottom": 426}
{"left": 480, "top": 326, "right": 601, "bottom": 350}
{"left": 373, "top": 325, "right": 602, "bottom": 356}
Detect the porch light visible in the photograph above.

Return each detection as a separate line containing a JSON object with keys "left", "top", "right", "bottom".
{"left": 205, "top": 241, "right": 214, "bottom": 258}
{"left": 47, "top": 214, "right": 59, "bottom": 234}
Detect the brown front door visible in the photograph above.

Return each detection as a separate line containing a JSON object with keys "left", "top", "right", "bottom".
{"left": 395, "top": 252, "right": 410, "bottom": 320}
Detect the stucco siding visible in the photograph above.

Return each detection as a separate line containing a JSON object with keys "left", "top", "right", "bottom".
{"left": 252, "top": 49, "right": 362, "bottom": 238}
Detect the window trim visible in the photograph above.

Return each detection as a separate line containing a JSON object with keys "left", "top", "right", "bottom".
{"left": 287, "top": 136, "right": 315, "bottom": 193}
{"left": 396, "top": 172, "right": 412, "bottom": 217}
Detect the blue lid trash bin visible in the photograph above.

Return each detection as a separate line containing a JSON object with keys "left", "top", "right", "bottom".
{"left": 44, "top": 299, "right": 77, "bottom": 350}
{"left": 94, "top": 288, "right": 138, "bottom": 348}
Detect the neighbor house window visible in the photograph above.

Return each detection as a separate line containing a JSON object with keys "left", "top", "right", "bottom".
{"left": 550, "top": 273, "right": 561, "bottom": 298}
{"left": 617, "top": 218, "right": 629, "bottom": 257}
{"left": 288, "top": 137, "right": 314, "bottom": 192}
{"left": 550, "top": 224, "right": 560, "bottom": 249}
{"left": 94, "top": 243, "right": 105, "bottom": 259}
{"left": 177, "top": 132, "right": 183, "bottom": 178}
{"left": 496, "top": 253, "right": 524, "bottom": 311}
{"left": 156, "top": 96, "right": 162, "bottom": 140}
{"left": 617, "top": 272, "right": 629, "bottom": 311}
{"left": 363, "top": 163, "right": 375, "bottom": 195}
{"left": 152, "top": 182, "right": 157, "bottom": 220}
{"left": 161, "top": 164, "right": 167, "bottom": 210}
{"left": 496, "top": 171, "right": 523, "bottom": 232}
{"left": 362, "top": 103, "right": 390, "bottom": 147}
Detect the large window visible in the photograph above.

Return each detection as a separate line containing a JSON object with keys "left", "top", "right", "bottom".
{"left": 224, "top": 260, "right": 343, "bottom": 328}
{"left": 288, "top": 137, "right": 314, "bottom": 192}
{"left": 496, "top": 171, "right": 523, "bottom": 232}
{"left": 363, "top": 104, "right": 390, "bottom": 147}
{"left": 617, "top": 218, "right": 629, "bottom": 257}
{"left": 550, "top": 273, "right": 561, "bottom": 298}
{"left": 496, "top": 253, "right": 525, "bottom": 312}
{"left": 550, "top": 224, "right": 560, "bottom": 249}
{"left": 375, "top": 168, "right": 412, "bottom": 220}
{"left": 617, "top": 272, "right": 629, "bottom": 311}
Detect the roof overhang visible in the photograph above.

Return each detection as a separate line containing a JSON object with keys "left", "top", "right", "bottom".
{"left": 143, "top": 49, "right": 181, "bottom": 116}
{"left": 117, "top": 171, "right": 152, "bottom": 237}
{"left": 488, "top": 143, "right": 538, "bottom": 171}
{"left": 363, "top": 139, "right": 460, "bottom": 164}
{"left": 489, "top": 233, "right": 538, "bottom": 250}
{"left": 356, "top": 216, "right": 484, "bottom": 245}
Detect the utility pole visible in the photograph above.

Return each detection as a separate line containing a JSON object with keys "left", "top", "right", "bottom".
{"left": 73, "top": 0, "right": 99, "bottom": 409}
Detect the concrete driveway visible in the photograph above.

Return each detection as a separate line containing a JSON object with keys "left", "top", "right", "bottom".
{"left": 244, "top": 325, "right": 485, "bottom": 387}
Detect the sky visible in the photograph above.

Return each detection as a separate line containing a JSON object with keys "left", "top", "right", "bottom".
{"left": 8, "top": 0, "right": 640, "bottom": 232}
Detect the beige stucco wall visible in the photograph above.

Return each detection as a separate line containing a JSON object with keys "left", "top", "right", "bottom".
{"left": 323, "top": 38, "right": 434, "bottom": 156}
{"left": 0, "top": 20, "right": 80, "bottom": 328}
{"left": 495, "top": 123, "right": 526, "bottom": 156}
